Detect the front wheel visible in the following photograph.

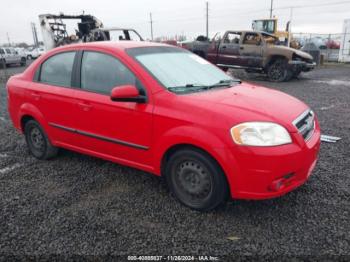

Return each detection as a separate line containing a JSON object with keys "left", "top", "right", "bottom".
{"left": 267, "top": 59, "right": 292, "bottom": 82}
{"left": 24, "top": 120, "right": 58, "bottom": 160}
{"left": 165, "top": 148, "right": 229, "bottom": 211}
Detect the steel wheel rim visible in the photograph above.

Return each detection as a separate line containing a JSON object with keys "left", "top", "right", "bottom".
{"left": 270, "top": 64, "right": 284, "bottom": 81}
{"left": 29, "top": 127, "right": 44, "bottom": 151}
{"left": 172, "top": 160, "right": 213, "bottom": 206}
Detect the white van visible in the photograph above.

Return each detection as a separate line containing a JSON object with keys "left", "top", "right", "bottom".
{"left": 0, "top": 47, "right": 26, "bottom": 67}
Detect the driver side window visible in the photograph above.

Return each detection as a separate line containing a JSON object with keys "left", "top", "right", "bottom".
{"left": 80, "top": 51, "right": 138, "bottom": 95}
{"left": 224, "top": 32, "right": 241, "bottom": 44}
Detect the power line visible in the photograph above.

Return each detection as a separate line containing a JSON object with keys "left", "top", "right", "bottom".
{"left": 111, "top": 0, "right": 350, "bottom": 34}
{"left": 274, "top": 0, "right": 350, "bottom": 10}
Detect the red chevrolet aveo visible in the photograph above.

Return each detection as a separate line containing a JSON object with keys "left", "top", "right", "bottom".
{"left": 6, "top": 42, "right": 321, "bottom": 211}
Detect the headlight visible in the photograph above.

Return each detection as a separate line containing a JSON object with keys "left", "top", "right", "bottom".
{"left": 231, "top": 122, "right": 292, "bottom": 146}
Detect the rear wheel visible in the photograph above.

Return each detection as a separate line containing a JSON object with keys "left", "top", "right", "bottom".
{"left": 267, "top": 59, "right": 292, "bottom": 82}
{"left": 20, "top": 57, "right": 26, "bottom": 66}
{"left": 24, "top": 120, "right": 58, "bottom": 160}
{"left": 0, "top": 58, "right": 6, "bottom": 68}
{"left": 165, "top": 148, "right": 229, "bottom": 211}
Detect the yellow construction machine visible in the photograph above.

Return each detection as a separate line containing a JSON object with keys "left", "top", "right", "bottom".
{"left": 252, "top": 18, "right": 300, "bottom": 48}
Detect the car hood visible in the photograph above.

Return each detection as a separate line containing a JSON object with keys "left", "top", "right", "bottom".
{"left": 181, "top": 82, "right": 309, "bottom": 132}
{"left": 273, "top": 45, "right": 313, "bottom": 60}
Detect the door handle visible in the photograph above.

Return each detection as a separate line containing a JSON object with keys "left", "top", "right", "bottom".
{"left": 31, "top": 92, "right": 41, "bottom": 101}
{"left": 222, "top": 45, "right": 227, "bottom": 49}
{"left": 77, "top": 102, "right": 93, "bottom": 111}
{"left": 240, "top": 46, "right": 244, "bottom": 50}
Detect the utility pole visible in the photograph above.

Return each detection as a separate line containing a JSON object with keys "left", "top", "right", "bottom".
{"left": 31, "top": 22, "right": 39, "bottom": 48}
{"left": 6, "top": 32, "right": 11, "bottom": 46}
{"left": 206, "top": 2, "right": 209, "bottom": 38}
{"left": 269, "top": 0, "right": 274, "bottom": 18}
{"left": 288, "top": 7, "right": 293, "bottom": 47}
{"left": 149, "top": 13, "right": 154, "bottom": 41}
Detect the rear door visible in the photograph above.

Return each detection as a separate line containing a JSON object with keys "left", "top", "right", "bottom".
{"left": 10, "top": 48, "right": 21, "bottom": 64}
{"left": 239, "top": 32, "right": 263, "bottom": 68}
{"left": 73, "top": 50, "right": 153, "bottom": 167}
{"left": 31, "top": 51, "right": 80, "bottom": 146}
{"left": 217, "top": 31, "right": 243, "bottom": 67}
{"left": 5, "top": 48, "right": 15, "bottom": 63}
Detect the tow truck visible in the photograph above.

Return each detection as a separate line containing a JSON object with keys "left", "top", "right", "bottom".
{"left": 39, "top": 13, "right": 143, "bottom": 50}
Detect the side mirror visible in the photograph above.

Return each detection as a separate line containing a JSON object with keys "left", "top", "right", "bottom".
{"left": 110, "top": 85, "right": 146, "bottom": 103}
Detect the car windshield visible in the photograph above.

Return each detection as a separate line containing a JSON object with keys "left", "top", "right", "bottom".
{"left": 127, "top": 47, "right": 238, "bottom": 93}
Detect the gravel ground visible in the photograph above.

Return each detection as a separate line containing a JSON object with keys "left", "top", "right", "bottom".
{"left": 0, "top": 63, "right": 349, "bottom": 259}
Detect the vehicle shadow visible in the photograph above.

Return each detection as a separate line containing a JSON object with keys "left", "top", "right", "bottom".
{"left": 54, "top": 147, "right": 310, "bottom": 218}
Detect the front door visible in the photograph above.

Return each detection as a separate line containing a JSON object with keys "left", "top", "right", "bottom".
{"left": 5, "top": 48, "right": 15, "bottom": 64}
{"left": 74, "top": 51, "right": 153, "bottom": 168}
{"left": 217, "top": 31, "right": 243, "bottom": 67}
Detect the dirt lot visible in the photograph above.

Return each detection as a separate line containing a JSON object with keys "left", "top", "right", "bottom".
{"left": 0, "top": 63, "right": 349, "bottom": 259}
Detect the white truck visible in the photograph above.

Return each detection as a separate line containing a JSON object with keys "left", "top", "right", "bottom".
{"left": 0, "top": 47, "right": 26, "bottom": 67}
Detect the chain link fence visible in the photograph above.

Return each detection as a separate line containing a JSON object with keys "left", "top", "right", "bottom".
{"left": 292, "top": 32, "right": 350, "bottom": 63}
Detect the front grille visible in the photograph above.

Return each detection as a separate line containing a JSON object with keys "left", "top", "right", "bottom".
{"left": 293, "top": 110, "right": 315, "bottom": 140}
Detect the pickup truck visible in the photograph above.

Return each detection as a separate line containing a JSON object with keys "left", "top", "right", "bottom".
{"left": 184, "top": 30, "right": 316, "bottom": 82}
{"left": 0, "top": 47, "right": 26, "bottom": 67}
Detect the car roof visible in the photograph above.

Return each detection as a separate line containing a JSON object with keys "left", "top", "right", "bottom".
{"left": 225, "top": 30, "right": 276, "bottom": 37}
{"left": 57, "top": 41, "right": 169, "bottom": 52}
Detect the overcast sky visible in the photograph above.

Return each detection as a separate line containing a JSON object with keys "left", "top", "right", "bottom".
{"left": 1, "top": 0, "right": 350, "bottom": 45}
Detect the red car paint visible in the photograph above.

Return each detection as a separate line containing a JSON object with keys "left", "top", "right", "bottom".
{"left": 6, "top": 41, "right": 321, "bottom": 200}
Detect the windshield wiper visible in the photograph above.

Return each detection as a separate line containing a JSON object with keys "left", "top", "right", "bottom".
{"left": 168, "top": 79, "right": 241, "bottom": 93}
{"left": 168, "top": 83, "right": 208, "bottom": 92}
{"left": 207, "top": 79, "right": 241, "bottom": 89}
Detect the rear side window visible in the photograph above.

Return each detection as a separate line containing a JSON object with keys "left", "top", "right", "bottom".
{"left": 81, "top": 51, "right": 136, "bottom": 95}
{"left": 39, "top": 52, "right": 75, "bottom": 87}
{"left": 243, "top": 33, "right": 260, "bottom": 45}
{"left": 0, "top": 49, "right": 4, "bottom": 54}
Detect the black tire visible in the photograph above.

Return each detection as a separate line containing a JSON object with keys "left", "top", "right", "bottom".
{"left": 20, "top": 57, "right": 26, "bottom": 66}
{"left": 267, "top": 59, "right": 292, "bottom": 82}
{"left": 0, "top": 59, "right": 6, "bottom": 69}
{"left": 293, "top": 69, "right": 302, "bottom": 79}
{"left": 165, "top": 148, "right": 229, "bottom": 211}
{"left": 24, "top": 120, "right": 58, "bottom": 160}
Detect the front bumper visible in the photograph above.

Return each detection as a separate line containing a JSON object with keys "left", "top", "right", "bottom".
{"left": 288, "top": 60, "right": 316, "bottom": 72}
{"left": 218, "top": 121, "right": 321, "bottom": 200}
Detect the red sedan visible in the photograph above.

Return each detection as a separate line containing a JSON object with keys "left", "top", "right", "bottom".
{"left": 6, "top": 41, "right": 321, "bottom": 211}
